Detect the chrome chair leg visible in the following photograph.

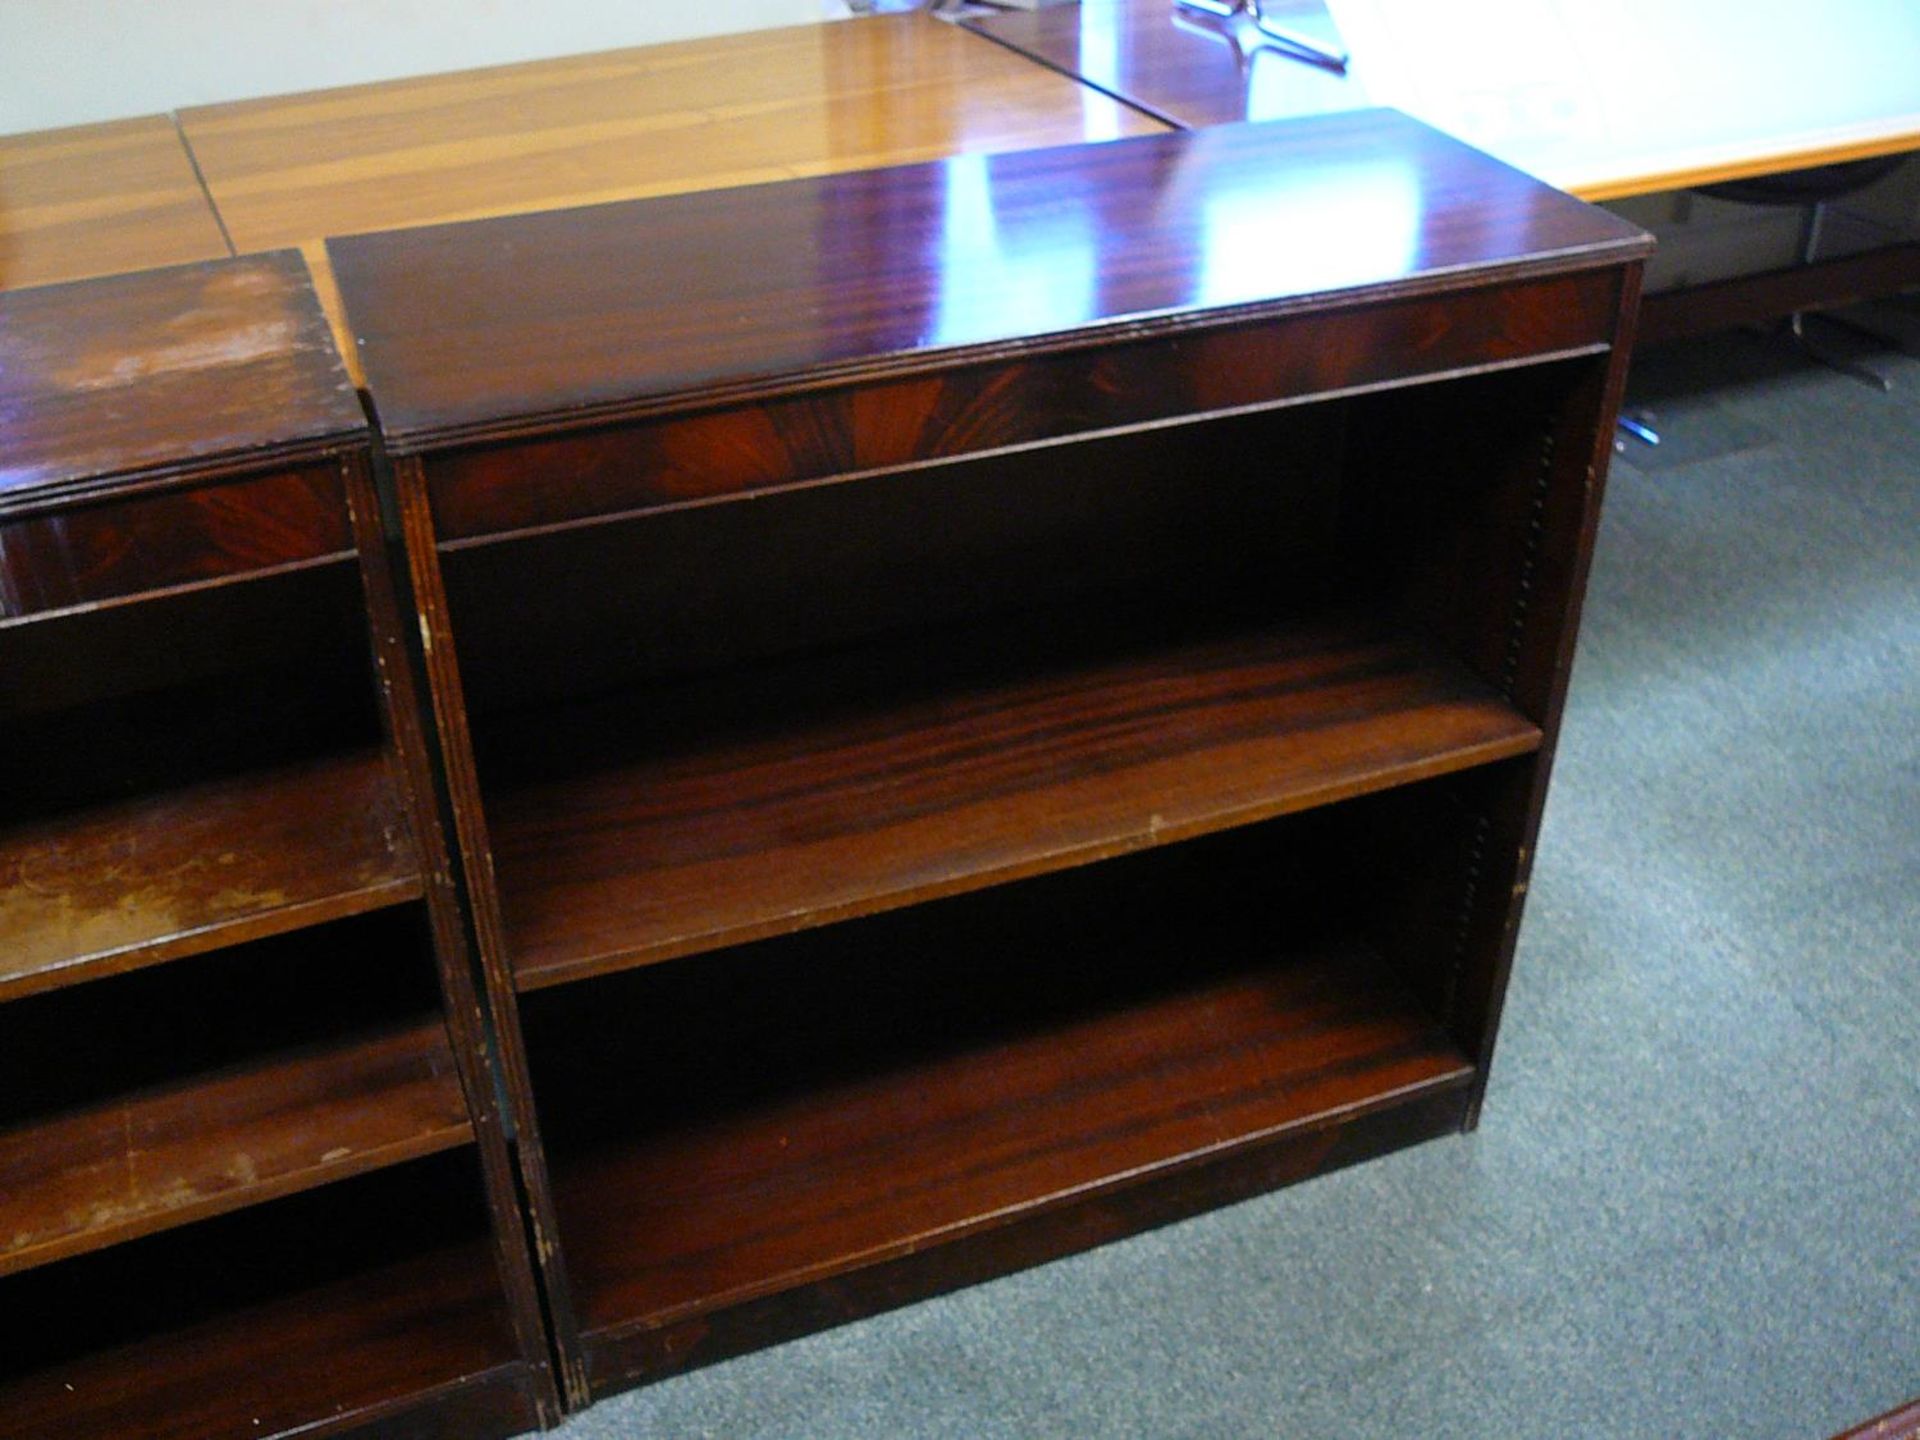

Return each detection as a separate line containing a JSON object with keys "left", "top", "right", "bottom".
{"left": 1781, "top": 199, "right": 1893, "bottom": 391}
{"left": 1616, "top": 410, "right": 1661, "bottom": 448}
{"left": 1787, "top": 311, "right": 1894, "bottom": 392}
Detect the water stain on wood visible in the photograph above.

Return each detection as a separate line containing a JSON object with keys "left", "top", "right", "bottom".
{"left": 0, "top": 252, "right": 361, "bottom": 502}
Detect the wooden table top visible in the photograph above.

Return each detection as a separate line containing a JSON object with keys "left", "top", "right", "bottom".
{"left": 179, "top": 15, "right": 1163, "bottom": 252}
{"left": 0, "top": 117, "right": 231, "bottom": 292}
{"left": 174, "top": 14, "right": 1161, "bottom": 379}
{"left": 968, "top": 0, "right": 1920, "bottom": 200}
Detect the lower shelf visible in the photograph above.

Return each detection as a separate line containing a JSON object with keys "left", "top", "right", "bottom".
{"left": 521, "top": 814, "right": 1477, "bottom": 1373}
{"left": 0, "top": 1152, "right": 532, "bottom": 1440}
{"left": 0, "top": 1016, "right": 472, "bottom": 1278}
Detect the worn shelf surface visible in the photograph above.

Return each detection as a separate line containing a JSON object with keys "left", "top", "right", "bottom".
{"left": 0, "top": 253, "right": 362, "bottom": 507}
{"left": 0, "top": 1154, "right": 526, "bottom": 1440}
{"left": 487, "top": 609, "right": 1539, "bottom": 989}
{"left": 0, "top": 748, "right": 420, "bottom": 1002}
{"left": 0, "top": 1015, "right": 471, "bottom": 1279}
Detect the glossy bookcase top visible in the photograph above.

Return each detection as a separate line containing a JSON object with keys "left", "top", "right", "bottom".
{"left": 0, "top": 252, "right": 363, "bottom": 508}
{"left": 331, "top": 108, "right": 1650, "bottom": 450}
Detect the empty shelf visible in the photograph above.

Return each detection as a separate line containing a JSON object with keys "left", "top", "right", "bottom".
{"left": 0, "top": 749, "right": 421, "bottom": 1002}
{"left": 0, "top": 1016, "right": 472, "bottom": 1278}
{"left": 492, "top": 611, "right": 1540, "bottom": 988}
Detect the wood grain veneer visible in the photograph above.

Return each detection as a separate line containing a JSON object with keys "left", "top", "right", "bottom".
{"left": 0, "top": 248, "right": 558, "bottom": 1434}
{"left": 181, "top": 15, "right": 1161, "bottom": 258}
{"left": 0, "top": 254, "right": 361, "bottom": 507}
{"left": 0, "top": 117, "right": 230, "bottom": 293}
{"left": 490, "top": 610, "right": 1540, "bottom": 989}
{"left": 564, "top": 941, "right": 1469, "bottom": 1334}
{"left": 417, "top": 267, "right": 1618, "bottom": 545}
{"left": 332, "top": 110, "right": 1646, "bottom": 454}
{"left": 0, "top": 1017, "right": 470, "bottom": 1278}
{"left": 521, "top": 808, "right": 1476, "bottom": 1380}
{"left": 0, "top": 466, "right": 357, "bottom": 624}
{"left": 0, "top": 749, "right": 418, "bottom": 1002}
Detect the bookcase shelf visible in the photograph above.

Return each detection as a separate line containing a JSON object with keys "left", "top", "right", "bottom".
{"left": 521, "top": 810, "right": 1477, "bottom": 1349}
{"left": 0, "top": 748, "right": 419, "bottom": 1003}
{"left": 0, "top": 1014, "right": 470, "bottom": 1279}
{"left": 0, "top": 1153, "right": 531, "bottom": 1440}
{"left": 331, "top": 107, "right": 1651, "bottom": 1413}
{"left": 489, "top": 607, "right": 1539, "bottom": 989}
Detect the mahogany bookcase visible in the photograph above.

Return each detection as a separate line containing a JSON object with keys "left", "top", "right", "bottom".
{"left": 330, "top": 109, "right": 1651, "bottom": 1412}
{"left": 0, "top": 255, "right": 557, "bottom": 1437}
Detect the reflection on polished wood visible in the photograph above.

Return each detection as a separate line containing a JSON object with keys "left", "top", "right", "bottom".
{"left": 180, "top": 15, "right": 1164, "bottom": 256}
{"left": 969, "top": 0, "right": 1920, "bottom": 198}
{"left": 330, "top": 109, "right": 1646, "bottom": 451}
{"left": 968, "top": 0, "right": 1367, "bottom": 131}
{"left": 0, "top": 252, "right": 361, "bottom": 505}
{"left": 0, "top": 117, "right": 230, "bottom": 292}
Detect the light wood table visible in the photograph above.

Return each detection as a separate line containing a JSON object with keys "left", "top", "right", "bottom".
{"left": 0, "top": 116, "right": 230, "bottom": 291}
{"left": 968, "top": 0, "right": 1920, "bottom": 200}
{"left": 178, "top": 15, "right": 1163, "bottom": 373}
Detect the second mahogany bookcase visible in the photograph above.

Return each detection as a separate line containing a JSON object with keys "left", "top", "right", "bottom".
{"left": 0, "top": 255, "right": 558, "bottom": 1438}
{"left": 331, "top": 111, "right": 1652, "bottom": 1409}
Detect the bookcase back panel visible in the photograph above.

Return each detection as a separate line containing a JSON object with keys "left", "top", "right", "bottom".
{"left": 443, "top": 403, "right": 1346, "bottom": 718}
{"left": 0, "top": 909, "right": 443, "bottom": 1127}
{"left": 0, "top": 563, "right": 383, "bottom": 819}
{"left": 1337, "top": 354, "right": 1613, "bottom": 719}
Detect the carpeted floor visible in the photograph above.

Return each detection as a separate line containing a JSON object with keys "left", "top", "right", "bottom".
{"left": 528, "top": 321, "right": 1920, "bottom": 1440}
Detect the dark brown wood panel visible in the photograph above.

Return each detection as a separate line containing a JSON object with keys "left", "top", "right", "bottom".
{"left": 0, "top": 465, "right": 353, "bottom": 622}
{"left": 0, "top": 748, "right": 420, "bottom": 1002}
{"left": 424, "top": 271, "right": 1618, "bottom": 543}
{"left": 0, "top": 253, "right": 363, "bottom": 509}
{"left": 0, "top": 1155, "right": 528, "bottom": 1440}
{"left": 0, "top": 1018, "right": 471, "bottom": 1279}
{"left": 1637, "top": 241, "right": 1920, "bottom": 346}
{"left": 541, "top": 937, "right": 1468, "bottom": 1335}
{"left": 327, "top": 1367, "right": 544, "bottom": 1440}
{"left": 331, "top": 109, "right": 1649, "bottom": 456}
{"left": 1834, "top": 1398, "right": 1920, "bottom": 1440}
{"left": 0, "top": 1305, "right": 523, "bottom": 1440}
{"left": 490, "top": 610, "right": 1540, "bottom": 989}
{"left": 584, "top": 1084, "right": 1470, "bottom": 1392}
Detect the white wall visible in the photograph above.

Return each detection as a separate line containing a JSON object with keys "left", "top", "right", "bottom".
{"left": 0, "top": 0, "right": 821, "bottom": 135}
